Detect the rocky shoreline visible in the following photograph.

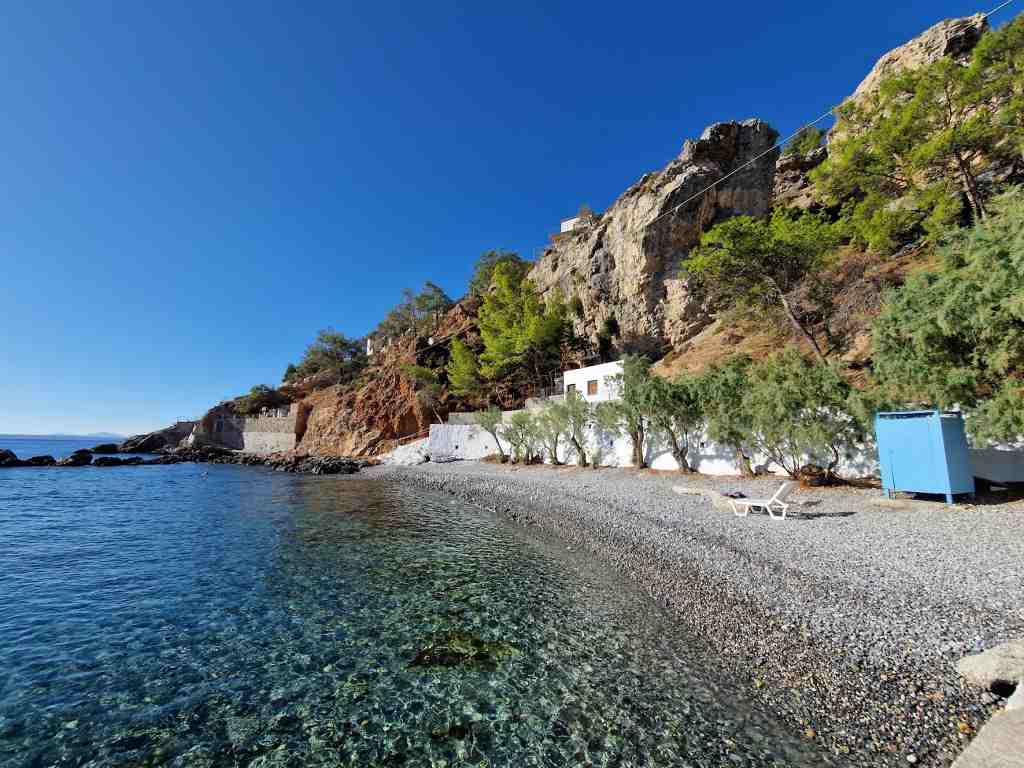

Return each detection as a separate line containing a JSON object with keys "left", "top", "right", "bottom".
{"left": 370, "top": 461, "right": 1024, "bottom": 768}
{"left": 0, "top": 445, "right": 364, "bottom": 475}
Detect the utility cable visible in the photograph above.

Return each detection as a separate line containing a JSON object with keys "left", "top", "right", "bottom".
{"left": 638, "top": 0, "right": 1016, "bottom": 234}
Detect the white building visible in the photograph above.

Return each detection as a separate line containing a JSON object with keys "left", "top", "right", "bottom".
{"left": 559, "top": 216, "right": 582, "bottom": 233}
{"left": 563, "top": 361, "right": 623, "bottom": 403}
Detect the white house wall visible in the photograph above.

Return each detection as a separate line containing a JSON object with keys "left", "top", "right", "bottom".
{"left": 562, "top": 361, "right": 624, "bottom": 403}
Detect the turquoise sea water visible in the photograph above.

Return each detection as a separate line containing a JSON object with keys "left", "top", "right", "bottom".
{"left": 0, "top": 444, "right": 832, "bottom": 767}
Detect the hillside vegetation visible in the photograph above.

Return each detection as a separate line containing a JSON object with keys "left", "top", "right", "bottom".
{"left": 226, "top": 13, "right": 1024, "bottom": 457}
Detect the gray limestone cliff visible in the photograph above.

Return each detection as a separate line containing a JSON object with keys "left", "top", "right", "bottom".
{"left": 776, "top": 14, "right": 990, "bottom": 212}
{"left": 847, "top": 13, "right": 988, "bottom": 104}
{"left": 529, "top": 119, "right": 779, "bottom": 352}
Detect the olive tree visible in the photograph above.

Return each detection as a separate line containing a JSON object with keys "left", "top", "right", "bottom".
{"left": 535, "top": 401, "right": 569, "bottom": 465}
{"left": 695, "top": 356, "right": 756, "bottom": 476}
{"left": 502, "top": 410, "right": 540, "bottom": 464}
{"left": 741, "top": 348, "right": 862, "bottom": 477}
{"left": 607, "top": 355, "right": 652, "bottom": 468}
{"left": 640, "top": 373, "right": 704, "bottom": 473}
{"left": 562, "top": 390, "right": 592, "bottom": 467}
{"left": 476, "top": 406, "right": 507, "bottom": 463}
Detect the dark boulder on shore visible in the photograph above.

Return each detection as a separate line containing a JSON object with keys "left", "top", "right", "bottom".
{"left": 91, "top": 443, "right": 120, "bottom": 454}
{"left": 57, "top": 449, "right": 93, "bottom": 467}
{"left": 1, "top": 443, "right": 362, "bottom": 475}
{"left": 165, "top": 446, "right": 363, "bottom": 475}
{"left": 94, "top": 456, "right": 144, "bottom": 467}
{"left": 266, "top": 455, "right": 362, "bottom": 475}
{"left": 119, "top": 433, "right": 171, "bottom": 453}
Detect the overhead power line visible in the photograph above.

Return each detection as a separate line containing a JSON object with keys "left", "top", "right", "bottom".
{"left": 984, "top": 0, "right": 1015, "bottom": 19}
{"left": 644, "top": 109, "right": 835, "bottom": 231}
{"left": 640, "top": 0, "right": 1016, "bottom": 234}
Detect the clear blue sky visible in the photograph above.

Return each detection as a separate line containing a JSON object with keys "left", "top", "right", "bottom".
{"left": 0, "top": 1, "right": 1006, "bottom": 436}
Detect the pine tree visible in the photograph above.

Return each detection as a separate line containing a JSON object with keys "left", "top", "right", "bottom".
{"left": 871, "top": 187, "right": 1024, "bottom": 443}
{"left": 813, "top": 15, "right": 1024, "bottom": 251}
{"left": 683, "top": 210, "right": 839, "bottom": 360}
{"left": 446, "top": 338, "right": 481, "bottom": 399}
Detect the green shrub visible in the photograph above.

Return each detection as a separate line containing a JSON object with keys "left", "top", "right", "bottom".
{"left": 234, "top": 385, "right": 291, "bottom": 416}
{"left": 871, "top": 187, "right": 1024, "bottom": 443}
{"left": 782, "top": 125, "right": 823, "bottom": 156}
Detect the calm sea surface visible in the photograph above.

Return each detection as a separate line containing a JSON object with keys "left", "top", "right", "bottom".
{"left": 1, "top": 435, "right": 127, "bottom": 460}
{"left": 0, "top": 439, "right": 830, "bottom": 767}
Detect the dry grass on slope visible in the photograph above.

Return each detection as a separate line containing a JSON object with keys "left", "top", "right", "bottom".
{"left": 654, "top": 245, "right": 938, "bottom": 381}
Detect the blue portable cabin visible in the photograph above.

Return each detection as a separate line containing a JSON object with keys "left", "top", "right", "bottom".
{"left": 875, "top": 410, "right": 975, "bottom": 503}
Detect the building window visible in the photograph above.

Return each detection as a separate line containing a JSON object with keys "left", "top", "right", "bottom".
{"left": 587, "top": 380, "right": 598, "bottom": 396}
{"left": 567, "top": 383, "right": 577, "bottom": 396}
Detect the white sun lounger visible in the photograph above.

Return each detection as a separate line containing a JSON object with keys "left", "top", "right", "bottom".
{"left": 728, "top": 481, "right": 798, "bottom": 520}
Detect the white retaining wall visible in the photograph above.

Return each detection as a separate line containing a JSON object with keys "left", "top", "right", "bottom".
{"left": 429, "top": 425, "right": 504, "bottom": 461}
{"left": 429, "top": 423, "right": 881, "bottom": 476}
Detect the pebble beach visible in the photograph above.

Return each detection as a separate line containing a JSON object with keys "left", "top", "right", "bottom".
{"left": 371, "top": 461, "right": 1024, "bottom": 768}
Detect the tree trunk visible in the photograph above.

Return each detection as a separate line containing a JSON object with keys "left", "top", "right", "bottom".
{"left": 487, "top": 430, "right": 507, "bottom": 462}
{"left": 734, "top": 446, "right": 755, "bottom": 477}
{"left": 827, "top": 443, "right": 841, "bottom": 475}
{"left": 672, "top": 449, "right": 693, "bottom": 472}
{"left": 778, "top": 292, "right": 826, "bottom": 363}
{"left": 955, "top": 152, "right": 986, "bottom": 221}
{"left": 631, "top": 422, "right": 647, "bottom": 469}
{"left": 666, "top": 431, "right": 693, "bottom": 472}
{"left": 570, "top": 436, "right": 588, "bottom": 468}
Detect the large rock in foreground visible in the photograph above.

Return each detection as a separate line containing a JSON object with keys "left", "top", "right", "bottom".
{"left": 529, "top": 119, "right": 779, "bottom": 352}
{"left": 958, "top": 641, "right": 1024, "bottom": 692}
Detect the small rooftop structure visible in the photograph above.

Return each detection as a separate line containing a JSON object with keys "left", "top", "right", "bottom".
{"left": 875, "top": 410, "right": 975, "bottom": 503}
{"left": 560, "top": 216, "right": 583, "bottom": 233}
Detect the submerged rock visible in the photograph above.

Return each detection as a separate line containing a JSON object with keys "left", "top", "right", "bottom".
{"left": 409, "top": 632, "right": 518, "bottom": 670}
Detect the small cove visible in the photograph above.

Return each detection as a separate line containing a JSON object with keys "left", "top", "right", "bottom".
{"left": 0, "top": 457, "right": 835, "bottom": 767}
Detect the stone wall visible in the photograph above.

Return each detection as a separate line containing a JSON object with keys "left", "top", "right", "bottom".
{"left": 241, "top": 413, "right": 297, "bottom": 454}
{"left": 190, "top": 404, "right": 300, "bottom": 454}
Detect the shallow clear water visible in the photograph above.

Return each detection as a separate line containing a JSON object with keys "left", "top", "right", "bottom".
{"left": 0, "top": 457, "right": 833, "bottom": 767}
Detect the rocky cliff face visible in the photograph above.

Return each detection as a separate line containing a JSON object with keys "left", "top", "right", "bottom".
{"left": 293, "top": 299, "right": 480, "bottom": 457}
{"left": 772, "top": 146, "right": 827, "bottom": 210}
{"left": 529, "top": 119, "right": 779, "bottom": 352}
{"left": 848, "top": 14, "right": 988, "bottom": 103}
{"left": 773, "top": 14, "right": 989, "bottom": 213}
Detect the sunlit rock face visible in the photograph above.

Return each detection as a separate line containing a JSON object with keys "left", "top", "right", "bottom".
{"left": 529, "top": 119, "right": 779, "bottom": 354}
